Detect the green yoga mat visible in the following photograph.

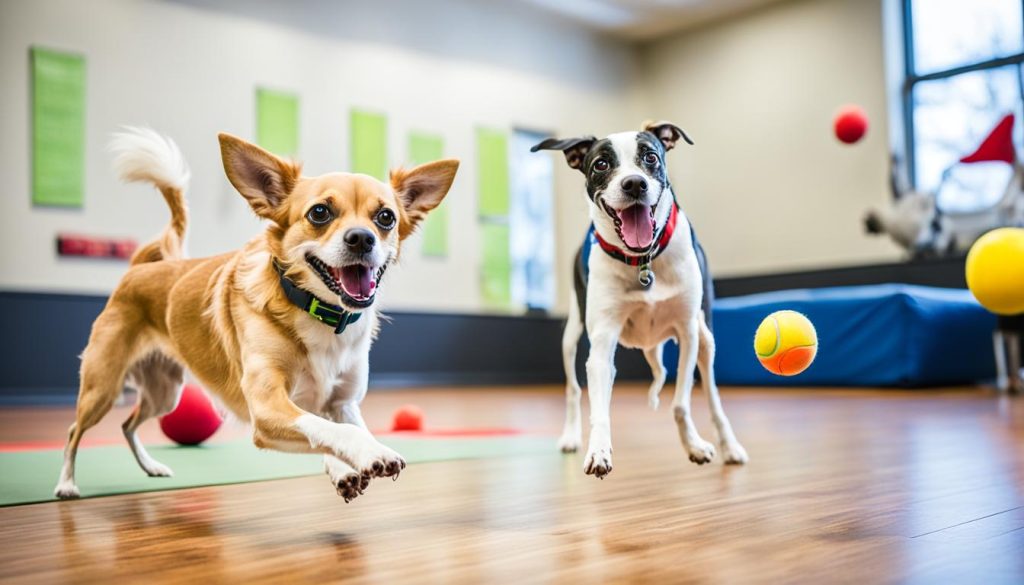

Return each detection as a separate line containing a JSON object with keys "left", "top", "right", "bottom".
{"left": 0, "top": 436, "right": 554, "bottom": 507}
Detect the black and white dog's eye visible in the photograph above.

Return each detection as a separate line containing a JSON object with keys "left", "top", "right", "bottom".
{"left": 306, "top": 204, "right": 334, "bottom": 226}
{"left": 643, "top": 152, "right": 659, "bottom": 165}
{"left": 593, "top": 159, "right": 609, "bottom": 172}
{"left": 375, "top": 208, "right": 397, "bottom": 230}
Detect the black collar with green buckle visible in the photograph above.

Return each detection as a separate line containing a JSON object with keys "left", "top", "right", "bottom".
{"left": 274, "top": 261, "right": 362, "bottom": 334}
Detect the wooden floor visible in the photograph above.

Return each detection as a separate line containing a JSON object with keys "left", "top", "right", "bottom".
{"left": 1, "top": 385, "right": 1023, "bottom": 584}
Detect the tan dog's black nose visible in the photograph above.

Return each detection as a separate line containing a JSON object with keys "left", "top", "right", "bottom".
{"left": 344, "top": 228, "right": 376, "bottom": 254}
{"left": 621, "top": 175, "right": 648, "bottom": 198}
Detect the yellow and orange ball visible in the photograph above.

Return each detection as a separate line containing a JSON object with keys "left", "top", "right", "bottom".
{"left": 754, "top": 310, "right": 818, "bottom": 376}
{"left": 966, "top": 227, "right": 1024, "bottom": 316}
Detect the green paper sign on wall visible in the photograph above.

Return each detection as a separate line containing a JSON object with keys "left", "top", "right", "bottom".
{"left": 409, "top": 132, "right": 448, "bottom": 258}
{"left": 350, "top": 109, "right": 388, "bottom": 180}
{"left": 476, "top": 127, "right": 512, "bottom": 307}
{"left": 31, "top": 47, "right": 86, "bottom": 208}
{"left": 476, "top": 128, "right": 510, "bottom": 218}
{"left": 256, "top": 88, "right": 299, "bottom": 156}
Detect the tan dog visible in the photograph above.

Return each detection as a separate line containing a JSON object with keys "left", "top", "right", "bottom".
{"left": 54, "top": 128, "right": 458, "bottom": 501}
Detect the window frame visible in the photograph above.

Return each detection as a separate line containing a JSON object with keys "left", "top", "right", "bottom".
{"left": 901, "top": 0, "right": 1024, "bottom": 190}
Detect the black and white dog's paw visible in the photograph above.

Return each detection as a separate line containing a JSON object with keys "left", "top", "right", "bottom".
{"left": 583, "top": 447, "right": 613, "bottom": 479}
{"left": 687, "top": 439, "right": 716, "bottom": 465}
{"left": 558, "top": 431, "right": 582, "bottom": 454}
{"left": 721, "top": 441, "right": 749, "bottom": 465}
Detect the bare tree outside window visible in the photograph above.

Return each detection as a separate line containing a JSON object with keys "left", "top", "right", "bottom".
{"left": 905, "top": 0, "right": 1024, "bottom": 211}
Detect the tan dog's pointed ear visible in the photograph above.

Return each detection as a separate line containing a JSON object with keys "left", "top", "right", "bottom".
{"left": 218, "top": 133, "right": 302, "bottom": 220}
{"left": 641, "top": 120, "right": 694, "bottom": 151}
{"left": 391, "top": 159, "right": 459, "bottom": 239}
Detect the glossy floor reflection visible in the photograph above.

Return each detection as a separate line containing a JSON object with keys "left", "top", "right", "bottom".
{"left": 1, "top": 385, "right": 1022, "bottom": 583}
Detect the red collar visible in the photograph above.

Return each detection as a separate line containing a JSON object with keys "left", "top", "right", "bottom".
{"left": 592, "top": 203, "right": 678, "bottom": 266}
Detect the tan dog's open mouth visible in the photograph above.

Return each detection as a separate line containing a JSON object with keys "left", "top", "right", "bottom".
{"left": 306, "top": 254, "right": 387, "bottom": 309}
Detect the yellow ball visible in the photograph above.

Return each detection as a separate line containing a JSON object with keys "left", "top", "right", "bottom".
{"left": 966, "top": 227, "right": 1024, "bottom": 316}
{"left": 754, "top": 310, "right": 818, "bottom": 376}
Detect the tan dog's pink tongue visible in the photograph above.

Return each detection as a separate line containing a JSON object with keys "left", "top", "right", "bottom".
{"left": 616, "top": 204, "right": 654, "bottom": 249}
{"left": 340, "top": 265, "right": 375, "bottom": 300}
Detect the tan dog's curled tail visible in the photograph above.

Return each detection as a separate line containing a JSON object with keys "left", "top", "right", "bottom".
{"left": 111, "top": 127, "right": 191, "bottom": 264}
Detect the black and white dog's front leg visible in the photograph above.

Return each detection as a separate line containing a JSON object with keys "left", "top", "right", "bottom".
{"left": 672, "top": 319, "right": 717, "bottom": 464}
{"left": 583, "top": 319, "right": 623, "bottom": 479}
{"left": 696, "top": 317, "right": 748, "bottom": 464}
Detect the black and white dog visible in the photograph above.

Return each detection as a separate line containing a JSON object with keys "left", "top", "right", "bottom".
{"left": 532, "top": 121, "right": 747, "bottom": 478}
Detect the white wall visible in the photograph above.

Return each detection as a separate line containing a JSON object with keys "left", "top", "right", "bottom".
{"left": 0, "top": 0, "right": 640, "bottom": 313}
{"left": 641, "top": 0, "right": 902, "bottom": 277}
{"left": 0, "top": 0, "right": 906, "bottom": 316}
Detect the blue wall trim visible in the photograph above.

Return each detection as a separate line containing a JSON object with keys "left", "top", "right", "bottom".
{"left": 0, "top": 257, "right": 970, "bottom": 404}
{"left": 0, "top": 291, "right": 651, "bottom": 404}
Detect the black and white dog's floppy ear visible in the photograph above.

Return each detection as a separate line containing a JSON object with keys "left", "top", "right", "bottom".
{"left": 641, "top": 120, "right": 694, "bottom": 151}
{"left": 530, "top": 136, "right": 596, "bottom": 171}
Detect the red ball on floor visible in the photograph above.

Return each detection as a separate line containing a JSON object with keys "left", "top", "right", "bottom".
{"left": 833, "top": 105, "right": 868, "bottom": 144}
{"left": 159, "top": 384, "right": 223, "bottom": 445}
{"left": 391, "top": 404, "right": 424, "bottom": 431}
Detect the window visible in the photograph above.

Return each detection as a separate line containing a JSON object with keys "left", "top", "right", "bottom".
{"left": 509, "top": 128, "right": 555, "bottom": 312}
{"left": 903, "top": 0, "right": 1024, "bottom": 212}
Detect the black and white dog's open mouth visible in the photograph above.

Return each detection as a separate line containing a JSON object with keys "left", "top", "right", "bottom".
{"left": 306, "top": 254, "right": 387, "bottom": 309}
{"left": 599, "top": 199, "right": 656, "bottom": 252}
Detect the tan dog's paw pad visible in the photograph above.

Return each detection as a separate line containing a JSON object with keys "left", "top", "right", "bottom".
{"left": 54, "top": 483, "right": 80, "bottom": 500}
{"left": 334, "top": 472, "right": 368, "bottom": 502}
{"left": 143, "top": 461, "right": 174, "bottom": 477}
{"left": 384, "top": 458, "right": 405, "bottom": 478}
{"left": 351, "top": 444, "right": 406, "bottom": 480}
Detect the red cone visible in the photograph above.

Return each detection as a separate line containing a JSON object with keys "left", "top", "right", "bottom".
{"left": 960, "top": 113, "right": 1016, "bottom": 164}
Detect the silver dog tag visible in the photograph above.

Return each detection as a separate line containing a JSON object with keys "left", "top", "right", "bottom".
{"left": 638, "top": 266, "right": 654, "bottom": 289}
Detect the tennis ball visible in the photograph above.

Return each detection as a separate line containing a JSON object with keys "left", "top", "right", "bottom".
{"left": 966, "top": 227, "right": 1024, "bottom": 315}
{"left": 754, "top": 310, "right": 818, "bottom": 376}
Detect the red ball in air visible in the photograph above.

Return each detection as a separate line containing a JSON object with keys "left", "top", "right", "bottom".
{"left": 159, "top": 384, "right": 223, "bottom": 445}
{"left": 834, "top": 105, "right": 868, "bottom": 144}
{"left": 391, "top": 404, "right": 424, "bottom": 432}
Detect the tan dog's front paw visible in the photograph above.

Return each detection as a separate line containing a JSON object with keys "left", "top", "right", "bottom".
{"left": 334, "top": 472, "right": 370, "bottom": 502}
{"left": 142, "top": 460, "right": 174, "bottom": 478}
{"left": 349, "top": 442, "right": 406, "bottom": 480}
{"left": 54, "top": 482, "right": 80, "bottom": 500}
{"left": 325, "top": 456, "right": 370, "bottom": 502}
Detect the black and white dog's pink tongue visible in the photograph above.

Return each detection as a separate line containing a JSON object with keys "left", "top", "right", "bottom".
{"left": 339, "top": 265, "right": 376, "bottom": 300}
{"left": 617, "top": 204, "right": 655, "bottom": 249}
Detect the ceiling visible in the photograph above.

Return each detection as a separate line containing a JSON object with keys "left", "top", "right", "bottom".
{"left": 516, "top": 0, "right": 790, "bottom": 40}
